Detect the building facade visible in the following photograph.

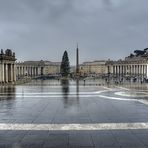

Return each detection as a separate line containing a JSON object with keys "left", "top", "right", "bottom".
{"left": 16, "top": 61, "right": 44, "bottom": 79}
{"left": 0, "top": 49, "right": 16, "bottom": 83}
{"left": 16, "top": 60, "right": 61, "bottom": 79}
{"left": 79, "top": 60, "right": 107, "bottom": 76}
{"left": 106, "top": 55, "right": 148, "bottom": 79}
{"left": 43, "top": 61, "right": 61, "bottom": 75}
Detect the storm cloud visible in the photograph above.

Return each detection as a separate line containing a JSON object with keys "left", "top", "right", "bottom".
{"left": 0, "top": 0, "right": 148, "bottom": 65}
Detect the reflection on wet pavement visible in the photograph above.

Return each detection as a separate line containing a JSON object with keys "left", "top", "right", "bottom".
{"left": 0, "top": 79, "right": 148, "bottom": 147}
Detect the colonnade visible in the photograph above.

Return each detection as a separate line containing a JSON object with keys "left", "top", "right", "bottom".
{"left": 108, "top": 64, "right": 148, "bottom": 78}
{"left": 16, "top": 66, "right": 44, "bottom": 78}
{"left": 0, "top": 63, "right": 16, "bottom": 83}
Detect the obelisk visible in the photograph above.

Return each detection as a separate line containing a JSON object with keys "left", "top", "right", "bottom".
{"left": 76, "top": 44, "right": 79, "bottom": 75}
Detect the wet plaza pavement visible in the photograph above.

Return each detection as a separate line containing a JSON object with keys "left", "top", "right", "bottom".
{"left": 1, "top": 79, "right": 148, "bottom": 147}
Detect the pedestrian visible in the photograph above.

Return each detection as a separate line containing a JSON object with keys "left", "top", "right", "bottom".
{"left": 84, "top": 79, "right": 85, "bottom": 85}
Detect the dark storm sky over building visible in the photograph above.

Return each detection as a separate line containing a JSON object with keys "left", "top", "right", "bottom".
{"left": 0, "top": 0, "right": 148, "bottom": 65}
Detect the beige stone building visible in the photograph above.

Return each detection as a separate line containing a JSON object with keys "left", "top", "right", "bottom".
{"left": 16, "top": 60, "right": 61, "bottom": 78}
{"left": 43, "top": 61, "right": 61, "bottom": 75}
{"left": 106, "top": 52, "right": 148, "bottom": 79}
{"left": 79, "top": 60, "right": 107, "bottom": 76}
{"left": 0, "top": 49, "right": 16, "bottom": 83}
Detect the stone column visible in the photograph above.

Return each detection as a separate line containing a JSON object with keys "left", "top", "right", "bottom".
{"left": 113, "top": 66, "right": 115, "bottom": 75}
{"left": 33, "top": 67, "right": 35, "bottom": 76}
{"left": 114, "top": 66, "right": 115, "bottom": 75}
{"left": 31, "top": 67, "right": 32, "bottom": 76}
{"left": 32, "top": 67, "right": 34, "bottom": 76}
{"left": 142, "top": 65, "right": 144, "bottom": 76}
{"left": 28, "top": 67, "right": 31, "bottom": 76}
{"left": 38, "top": 67, "right": 41, "bottom": 76}
{"left": 13, "top": 64, "right": 16, "bottom": 81}
{"left": 17, "top": 67, "right": 19, "bottom": 77}
{"left": 0, "top": 63, "right": 4, "bottom": 82}
{"left": 132, "top": 65, "right": 133, "bottom": 75}
{"left": 110, "top": 66, "right": 113, "bottom": 74}
{"left": 143, "top": 65, "right": 146, "bottom": 77}
{"left": 124, "top": 65, "right": 126, "bottom": 75}
{"left": 5, "top": 64, "right": 8, "bottom": 83}
{"left": 126, "top": 65, "right": 128, "bottom": 74}
{"left": 136, "top": 65, "right": 138, "bottom": 75}
{"left": 135, "top": 65, "right": 136, "bottom": 75}
{"left": 129, "top": 65, "right": 131, "bottom": 75}
{"left": 34, "top": 67, "right": 36, "bottom": 76}
{"left": 120, "top": 65, "right": 122, "bottom": 75}
{"left": 28, "top": 67, "right": 30, "bottom": 76}
{"left": 10, "top": 64, "right": 13, "bottom": 82}
{"left": 0, "top": 64, "right": 1, "bottom": 82}
{"left": 124, "top": 66, "right": 126, "bottom": 75}
{"left": 20, "top": 67, "right": 22, "bottom": 76}
{"left": 121, "top": 66, "right": 123, "bottom": 75}
{"left": 119, "top": 65, "right": 121, "bottom": 75}
{"left": 146, "top": 65, "right": 148, "bottom": 78}
{"left": 129, "top": 65, "right": 130, "bottom": 75}
{"left": 119, "top": 66, "right": 120, "bottom": 75}
{"left": 32, "top": 67, "right": 33, "bottom": 76}
{"left": 4, "top": 64, "right": 6, "bottom": 82}
{"left": 127, "top": 65, "right": 129, "bottom": 74}
{"left": 122, "top": 66, "right": 124, "bottom": 75}
{"left": 25, "top": 67, "right": 27, "bottom": 76}
{"left": 144, "top": 65, "right": 145, "bottom": 76}
{"left": 18, "top": 67, "right": 20, "bottom": 77}
{"left": 16, "top": 67, "right": 19, "bottom": 77}
{"left": 19, "top": 67, "right": 20, "bottom": 76}
{"left": 138, "top": 65, "right": 140, "bottom": 75}
{"left": 116, "top": 66, "right": 118, "bottom": 75}
{"left": 132, "top": 65, "right": 134, "bottom": 75}
{"left": 140, "top": 65, "right": 142, "bottom": 76}
{"left": 23, "top": 67, "right": 25, "bottom": 76}
{"left": 141, "top": 65, "right": 142, "bottom": 75}
{"left": 22, "top": 67, "right": 23, "bottom": 76}
{"left": 36, "top": 67, "right": 38, "bottom": 76}
{"left": 124, "top": 66, "right": 125, "bottom": 75}
{"left": 30, "top": 67, "right": 32, "bottom": 76}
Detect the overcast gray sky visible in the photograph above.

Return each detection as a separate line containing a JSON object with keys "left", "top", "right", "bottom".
{"left": 0, "top": 0, "right": 148, "bottom": 65}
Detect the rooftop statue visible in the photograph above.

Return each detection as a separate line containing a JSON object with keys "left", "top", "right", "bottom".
{"left": 1, "top": 49, "right": 4, "bottom": 54}
{"left": 127, "top": 48, "right": 148, "bottom": 59}
{"left": 13, "top": 52, "right": 15, "bottom": 57}
{"left": 134, "top": 50, "right": 145, "bottom": 57}
{"left": 5, "top": 49, "right": 12, "bottom": 56}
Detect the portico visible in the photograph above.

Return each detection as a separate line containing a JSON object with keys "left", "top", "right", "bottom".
{"left": 0, "top": 49, "right": 16, "bottom": 83}
{"left": 106, "top": 58, "right": 148, "bottom": 79}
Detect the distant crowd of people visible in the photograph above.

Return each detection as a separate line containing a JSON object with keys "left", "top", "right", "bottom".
{"left": 105, "top": 76, "right": 148, "bottom": 85}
